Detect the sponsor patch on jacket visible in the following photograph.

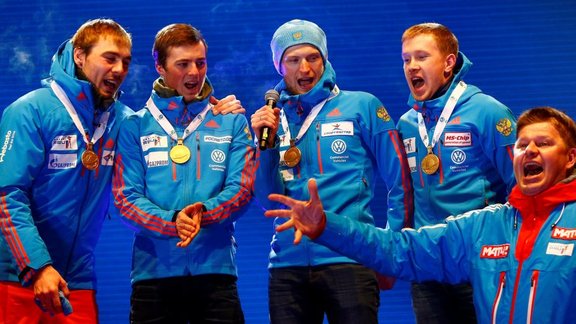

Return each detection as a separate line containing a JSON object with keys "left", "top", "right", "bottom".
{"left": 204, "top": 135, "right": 232, "bottom": 144}
{"left": 407, "top": 156, "right": 417, "bottom": 173}
{"left": 496, "top": 118, "right": 513, "bottom": 136}
{"left": 141, "top": 134, "right": 168, "bottom": 152}
{"left": 480, "top": 244, "right": 510, "bottom": 259}
{"left": 376, "top": 107, "right": 391, "bottom": 122}
{"left": 450, "top": 149, "right": 466, "bottom": 164}
{"left": 552, "top": 227, "right": 576, "bottom": 240}
{"left": 321, "top": 121, "right": 353, "bottom": 137}
{"left": 101, "top": 150, "right": 115, "bottom": 166}
{"left": 48, "top": 153, "right": 77, "bottom": 169}
{"left": 0, "top": 130, "right": 15, "bottom": 163}
{"left": 444, "top": 132, "right": 471, "bottom": 147}
{"left": 546, "top": 242, "right": 574, "bottom": 256}
{"left": 51, "top": 135, "right": 78, "bottom": 151}
{"left": 403, "top": 137, "right": 416, "bottom": 154}
{"left": 330, "top": 139, "right": 348, "bottom": 162}
{"left": 209, "top": 149, "right": 227, "bottom": 172}
{"left": 280, "top": 168, "right": 294, "bottom": 181}
{"left": 145, "top": 151, "right": 169, "bottom": 168}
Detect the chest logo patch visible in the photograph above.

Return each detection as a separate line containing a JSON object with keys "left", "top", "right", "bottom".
{"left": 51, "top": 135, "right": 78, "bottom": 151}
{"left": 444, "top": 132, "right": 471, "bottom": 147}
{"left": 141, "top": 134, "right": 168, "bottom": 152}
{"left": 403, "top": 137, "right": 416, "bottom": 154}
{"left": 331, "top": 139, "right": 347, "bottom": 154}
{"left": 552, "top": 227, "right": 576, "bottom": 240}
{"left": 321, "top": 121, "right": 353, "bottom": 137}
{"left": 480, "top": 244, "right": 510, "bottom": 259}
{"left": 546, "top": 242, "right": 574, "bottom": 256}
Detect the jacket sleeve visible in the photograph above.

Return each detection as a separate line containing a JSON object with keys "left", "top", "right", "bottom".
{"left": 112, "top": 114, "right": 178, "bottom": 238}
{"left": 361, "top": 96, "right": 414, "bottom": 231}
{"left": 252, "top": 140, "right": 285, "bottom": 211}
{"left": 477, "top": 96, "right": 517, "bottom": 193}
{"left": 318, "top": 208, "right": 479, "bottom": 284}
{"left": 201, "top": 116, "right": 255, "bottom": 225}
{"left": 0, "top": 99, "right": 52, "bottom": 285}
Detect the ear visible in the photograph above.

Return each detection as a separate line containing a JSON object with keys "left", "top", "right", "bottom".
{"left": 566, "top": 147, "right": 576, "bottom": 171}
{"left": 73, "top": 47, "right": 86, "bottom": 69}
{"left": 155, "top": 62, "right": 166, "bottom": 77}
{"left": 444, "top": 53, "right": 457, "bottom": 74}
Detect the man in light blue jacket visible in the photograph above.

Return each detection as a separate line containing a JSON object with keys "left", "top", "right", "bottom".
{"left": 0, "top": 19, "right": 133, "bottom": 322}
{"left": 395, "top": 23, "right": 517, "bottom": 323}
{"left": 113, "top": 23, "right": 254, "bottom": 323}
{"left": 250, "top": 19, "right": 413, "bottom": 323}
{"left": 268, "top": 106, "right": 576, "bottom": 324}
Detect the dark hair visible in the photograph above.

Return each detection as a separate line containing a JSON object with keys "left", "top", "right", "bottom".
{"left": 153, "top": 23, "right": 207, "bottom": 68}
{"left": 517, "top": 106, "right": 576, "bottom": 175}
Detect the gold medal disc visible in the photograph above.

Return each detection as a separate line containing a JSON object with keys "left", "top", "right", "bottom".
{"left": 81, "top": 148, "right": 100, "bottom": 170}
{"left": 284, "top": 146, "right": 302, "bottom": 168}
{"left": 421, "top": 153, "right": 440, "bottom": 175}
{"left": 170, "top": 144, "right": 191, "bottom": 164}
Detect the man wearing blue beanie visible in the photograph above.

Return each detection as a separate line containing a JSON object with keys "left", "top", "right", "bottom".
{"left": 250, "top": 19, "right": 414, "bottom": 323}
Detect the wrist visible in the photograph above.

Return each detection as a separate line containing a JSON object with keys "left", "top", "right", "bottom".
{"left": 309, "top": 212, "right": 327, "bottom": 240}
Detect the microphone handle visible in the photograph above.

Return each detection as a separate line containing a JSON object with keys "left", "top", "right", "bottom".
{"left": 259, "top": 99, "right": 276, "bottom": 151}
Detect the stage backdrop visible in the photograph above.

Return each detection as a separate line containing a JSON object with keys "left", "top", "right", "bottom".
{"left": 1, "top": 0, "right": 575, "bottom": 323}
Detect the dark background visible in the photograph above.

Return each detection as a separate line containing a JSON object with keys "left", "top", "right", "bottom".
{"left": 1, "top": 0, "right": 575, "bottom": 322}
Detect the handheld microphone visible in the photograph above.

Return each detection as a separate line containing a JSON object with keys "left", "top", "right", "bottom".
{"left": 259, "top": 89, "right": 280, "bottom": 150}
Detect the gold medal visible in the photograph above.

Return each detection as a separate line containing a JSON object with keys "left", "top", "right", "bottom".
{"left": 81, "top": 143, "right": 99, "bottom": 170}
{"left": 170, "top": 139, "right": 191, "bottom": 164}
{"left": 421, "top": 146, "right": 440, "bottom": 175}
{"left": 284, "top": 139, "right": 301, "bottom": 168}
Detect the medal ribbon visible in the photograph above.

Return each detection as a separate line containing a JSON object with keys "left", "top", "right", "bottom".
{"left": 416, "top": 81, "right": 467, "bottom": 152}
{"left": 146, "top": 97, "right": 211, "bottom": 142}
{"left": 279, "top": 85, "right": 340, "bottom": 145}
{"left": 50, "top": 81, "right": 110, "bottom": 146}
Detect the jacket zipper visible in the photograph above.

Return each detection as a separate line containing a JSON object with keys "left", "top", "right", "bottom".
{"left": 196, "top": 132, "right": 201, "bottom": 180}
{"left": 526, "top": 270, "right": 539, "bottom": 324}
{"left": 492, "top": 271, "right": 506, "bottom": 324}
{"left": 315, "top": 122, "right": 323, "bottom": 174}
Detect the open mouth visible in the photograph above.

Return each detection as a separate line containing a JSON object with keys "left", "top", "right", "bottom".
{"left": 524, "top": 162, "right": 543, "bottom": 176}
{"left": 298, "top": 77, "right": 314, "bottom": 87}
{"left": 103, "top": 79, "right": 118, "bottom": 90}
{"left": 411, "top": 77, "right": 424, "bottom": 89}
{"left": 184, "top": 81, "right": 198, "bottom": 90}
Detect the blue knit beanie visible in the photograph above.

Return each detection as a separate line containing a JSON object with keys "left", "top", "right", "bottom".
{"left": 271, "top": 19, "right": 328, "bottom": 75}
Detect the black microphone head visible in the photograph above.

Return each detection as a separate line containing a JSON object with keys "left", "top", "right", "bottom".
{"left": 264, "top": 89, "right": 280, "bottom": 102}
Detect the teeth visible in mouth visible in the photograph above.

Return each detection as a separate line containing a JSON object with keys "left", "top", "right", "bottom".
{"left": 104, "top": 80, "right": 117, "bottom": 88}
{"left": 298, "top": 78, "right": 313, "bottom": 86}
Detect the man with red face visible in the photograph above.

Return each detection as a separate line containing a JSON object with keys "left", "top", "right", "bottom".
{"left": 112, "top": 23, "right": 254, "bottom": 323}
{"left": 0, "top": 19, "right": 133, "bottom": 323}
{"left": 250, "top": 19, "right": 413, "bottom": 323}
{"left": 267, "top": 106, "right": 576, "bottom": 324}
{"left": 393, "top": 23, "right": 518, "bottom": 323}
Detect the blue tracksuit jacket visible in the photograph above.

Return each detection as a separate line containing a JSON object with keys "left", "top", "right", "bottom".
{"left": 0, "top": 40, "right": 133, "bottom": 289}
{"left": 318, "top": 180, "right": 576, "bottom": 323}
{"left": 396, "top": 52, "right": 516, "bottom": 229}
{"left": 113, "top": 81, "right": 254, "bottom": 283}
{"left": 254, "top": 61, "right": 413, "bottom": 268}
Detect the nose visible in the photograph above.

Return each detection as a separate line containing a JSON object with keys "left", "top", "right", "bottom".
{"left": 525, "top": 141, "right": 538, "bottom": 156}
{"left": 187, "top": 64, "right": 199, "bottom": 76}
{"left": 405, "top": 58, "right": 418, "bottom": 71}
{"left": 112, "top": 60, "right": 127, "bottom": 75}
{"left": 299, "top": 59, "right": 311, "bottom": 72}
